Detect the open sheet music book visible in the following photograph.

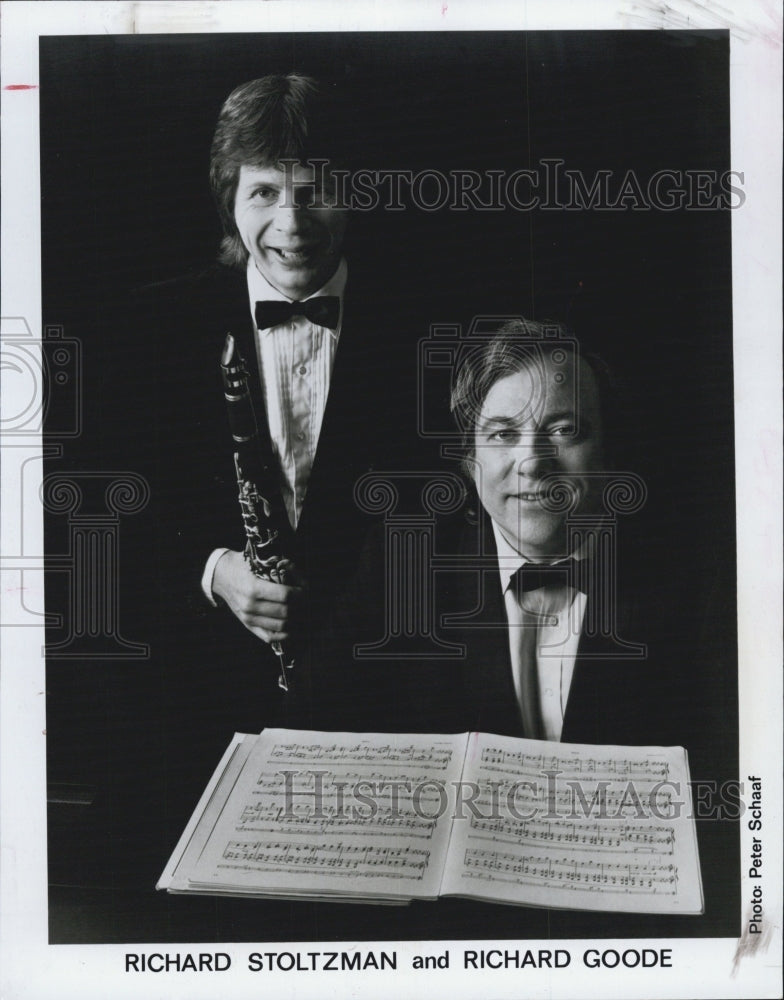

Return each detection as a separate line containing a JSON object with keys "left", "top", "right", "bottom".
{"left": 157, "top": 729, "right": 703, "bottom": 914}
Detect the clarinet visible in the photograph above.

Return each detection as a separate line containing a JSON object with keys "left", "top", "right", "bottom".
{"left": 220, "top": 333, "right": 296, "bottom": 691}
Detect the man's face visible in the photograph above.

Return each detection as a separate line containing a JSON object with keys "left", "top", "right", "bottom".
{"left": 233, "top": 161, "right": 347, "bottom": 300}
{"left": 472, "top": 354, "right": 605, "bottom": 560}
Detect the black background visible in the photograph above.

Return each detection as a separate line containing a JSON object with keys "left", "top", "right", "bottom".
{"left": 41, "top": 31, "right": 738, "bottom": 943}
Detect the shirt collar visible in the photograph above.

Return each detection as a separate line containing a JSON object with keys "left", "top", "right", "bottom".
{"left": 246, "top": 257, "right": 347, "bottom": 340}
{"left": 491, "top": 520, "right": 590, "bottom": 594}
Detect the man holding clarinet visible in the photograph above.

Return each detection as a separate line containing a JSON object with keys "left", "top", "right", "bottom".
{"left": 130, "top": 74, "right": 428, "bottom": 740}
{"left": 205, "top": 76, "right": 350, "bottom": 660}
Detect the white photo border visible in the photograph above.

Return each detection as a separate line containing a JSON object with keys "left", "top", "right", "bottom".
{"left": 1, "top": 2, "right": 781, "bottom": 998}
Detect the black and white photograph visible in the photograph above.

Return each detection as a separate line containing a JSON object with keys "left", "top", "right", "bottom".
{"left": 1, "top": 2, "right": 781, "bottom": 998}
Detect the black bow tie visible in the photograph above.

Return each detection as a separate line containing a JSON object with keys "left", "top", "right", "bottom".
{"left": 510, "top": 557, "right": 594, "bottom": 597}
{"left": 255, "top": 296, "right": 340, "bottom": 331}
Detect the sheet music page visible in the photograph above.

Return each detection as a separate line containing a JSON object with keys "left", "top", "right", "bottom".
{"left": 169, "top": 729, "right": 469, "bottom": 901}
{"left": 440, "top": 732, "right": 703, "bottom": 914}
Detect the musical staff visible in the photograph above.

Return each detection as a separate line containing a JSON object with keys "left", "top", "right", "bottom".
{"left": 238, "top": 803, "right": 438, "bottom": 839}
{"left": 462, "top": 848, "right": 678, "bottom": 895}
{"left": 252, "top": 770, "right": 449, "bottom": 792}
{"left": 468, "top": 814, "right": 675, "bottom": 854}
{"left": 480, "top": 745, "right": 670, "bottom": 781}
{"left": 270, "top": 741, "right": 454, "bottom": 769}
{"left": 464, "top": 780, "right": 676, "bottom": 818}
{"left": 221, "top": 840, "right": 430, "bottom": 879}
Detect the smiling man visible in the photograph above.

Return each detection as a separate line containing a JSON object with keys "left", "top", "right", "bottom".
{"left": 449, "top": 322, "right": 614, "bottom": 740}
{"left": 397, "top": 317, "right": 717, "bottom": 751}
{"left": 468, "top": 341, "right": 605, "bottom": 563}
{"left": 125, "top": 74, "right": 428, "bottom": 737}
{"left": 203, "top": 77, "right": 353, "bottom": 646}
{"left": 232, "top": 160, "right": 347, "bottom": 303}
{"left": 319, "top": 319, "right": 683, "bottom": 745}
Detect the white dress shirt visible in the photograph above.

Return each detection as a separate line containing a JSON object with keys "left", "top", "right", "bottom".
{"left": 492, "top": 522, "right": 588, "bottom": 741}
{"left": 201, "top": 258, "right": 347, "bottom": 604}
{"left": 246, "top": 257, "right": 347, "bottom": 529}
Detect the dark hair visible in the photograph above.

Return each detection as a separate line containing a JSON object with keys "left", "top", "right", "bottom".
{"left": 209, "top": 74, "right": 349, "bottom": 268}
{"left": 450, "top": 318, "right": 621, "bottom": 478}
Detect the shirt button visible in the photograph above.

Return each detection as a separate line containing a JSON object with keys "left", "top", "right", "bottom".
{"left": 544, "top": 688, "right": 554, "bottom": 697}
{"left": 297, "top": 365, "right": 307, "bottom": 376}
{"left": 296, "top": 431, "right": 306, "bottom": 441}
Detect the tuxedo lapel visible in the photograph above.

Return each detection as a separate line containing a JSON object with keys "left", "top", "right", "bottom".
{"left": 561, "top": 574, "right": 653, "bottom": 745}
{"left": 449, "top": 512, "right": 655, "bottom": 744}
{"left": 449, "top": 514, "right": 525, "bottom": 737}
{"left": 295, "top": 272, "right": 417, "bottom": 578}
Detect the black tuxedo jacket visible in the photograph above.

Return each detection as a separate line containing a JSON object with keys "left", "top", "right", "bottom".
{"left": 117, "top": 258, "right": 437, "bottom": 766}
{"left": 429, "top": 512, "right": 675, "bottom": 747}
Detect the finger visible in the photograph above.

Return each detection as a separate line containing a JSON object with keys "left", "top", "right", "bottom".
{"left": 237, "top": 609, "right": 291, "bottom": 631}
{"left": 251, "top": 616, "right": 291, "bottom": 634}
{"left": 238, "top": 591, "right": 301, "bottom": 615}
{"left": 245, "top": 581, "right": 302, "bottom": 603}
{"left": 234, "top": 600, "right": 290, "bottom": 622}
{"left": 254, "top": 600, "right": 291, "bottom": 620}
{"left": 248, "top": 624, "right": 291, "bottom": 644}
